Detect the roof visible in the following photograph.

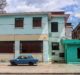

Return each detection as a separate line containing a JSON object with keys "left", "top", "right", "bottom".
{"left": 49, "top": 11, "right": 65, "bottom": 17}
{"left": 62, "top": 40, "right": 80, "bottom": 44}
{"left": 0, "top": 11, "right": 66, "bottom": 16}
{"left": 73, "top": 23, "right": 80, "bottom": 32}
{"left": 0, "top": 12, "right": 49, "bottom": 16}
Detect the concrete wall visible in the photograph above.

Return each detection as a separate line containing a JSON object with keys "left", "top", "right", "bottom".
{"left": 48, "top": 16, "right": 65, "bottom": 61}
{"left": 0, "top": 15, "right": 48, "bottom": 35}
{"left": 0, "top": 14, "right": 49, "bottom": 62}
{"left": 0, "top": 14, "right": 49, "bottom": 63}
{"left": 66, "top": 44, "right": 80, "bottom": 64}
{"left": 65, "top": 27, "right": 72, "bottom": 39}
{"left": 0, "top": 53, "right": 43, "bottom": 62}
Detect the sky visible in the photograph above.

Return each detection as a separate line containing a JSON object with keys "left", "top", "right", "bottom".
{"left": 5, "top": 0, "right": 80, "bottom": 28}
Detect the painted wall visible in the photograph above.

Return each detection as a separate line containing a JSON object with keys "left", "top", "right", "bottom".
{"left": 66, "top": 44, "right": 80, "bottom": 64}
{"left": 48, "top": 16, "right": 65, "bottom": 61}
{"left": 65, "top": 27, "right": 72, "bottom": 39}
{"left": 0, "top": 14, "right": 49, "bottom": 62}
{"left": 0, "top": 15, "right": 48, "bottom": 35}
{"left": 0, "top": 14, "right": 65, "bottom": 62}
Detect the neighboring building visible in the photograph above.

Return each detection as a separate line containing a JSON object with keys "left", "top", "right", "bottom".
{"left": 72, "top": 24, "right": 80, "bottom": 39}
{"left": 0, "top": 12, "right": 68, "bottom": 62}
{"left": 62, "top": 40, "right": 80, "bottom": 64}
{"left": 65, "top": 23, "right": 73, "bottom": 39}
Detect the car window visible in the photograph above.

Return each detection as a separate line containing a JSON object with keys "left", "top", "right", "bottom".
{"left": 17, "top": 56, "right": 27, "bottom": 59}
{"left": 28, "top": 56, "right": 33, "bottom": 58}
{"left": 17, "top": 56, "right": 22, "bottom": 59}
{"left": 23, "top": 56, "right": 27, "bottom": 59}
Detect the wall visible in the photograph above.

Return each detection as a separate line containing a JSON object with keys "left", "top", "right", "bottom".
{"left": 0, "top": 14, "right": 49, "bottom": 62}
{"left": 65, "top": 26, "right": 72, "bottom": 39}
{"left": 0, "top": 15, "right": 48, "bottom": 35}
{"left": 66, "top": 44, "right": 80, "bottom": 64}
{"left": 48, "top": 16, "right": 65, "bottom": 61}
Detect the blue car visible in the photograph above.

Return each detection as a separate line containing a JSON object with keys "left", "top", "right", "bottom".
{"left": 10, "top": 55, "right": 39, "bottom": 66}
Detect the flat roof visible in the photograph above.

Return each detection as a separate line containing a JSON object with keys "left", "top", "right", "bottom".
{"left": 0, "top": 12, "right": 49, "bottom": 16}
{"left": 0, "top": 11, "right": 66, "bottom": 16}
{"left": 62, "top": 40, "right": 80, "bottom": 44}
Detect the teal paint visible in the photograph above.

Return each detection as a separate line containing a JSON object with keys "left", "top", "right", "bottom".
{"left": 14, "top": 41, "right": 20, "bottom": 58}
{"left": 62, "top": 40, "right": 80, "bottom": 64}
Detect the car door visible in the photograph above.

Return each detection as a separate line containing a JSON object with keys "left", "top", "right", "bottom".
{"left": 16, "top": 56, "right": 24, "bottom": 64}
{"left": 18, "top": 56, "right": 28, "bottom": 64}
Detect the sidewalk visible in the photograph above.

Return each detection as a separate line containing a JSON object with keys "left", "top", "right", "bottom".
{"left": 0, "top": 62, "right": 80, "bottom": 73}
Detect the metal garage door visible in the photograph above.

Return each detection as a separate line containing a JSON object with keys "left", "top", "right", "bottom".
{"left": 20, "top": 41, "right": 43, "bottom": 61}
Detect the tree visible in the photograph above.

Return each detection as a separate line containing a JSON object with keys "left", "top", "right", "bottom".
{"left": 0, "top": 0, "right": 6, "bottom": 13}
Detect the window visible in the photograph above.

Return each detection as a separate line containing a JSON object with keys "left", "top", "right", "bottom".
{"left": 77, "top": 48, "right": 80, "bottom": 58}
{"left": 20, "top": 41, "right": 43, "bottom": 53}
{"left": 52, "top": 52, "right": 55, "bottom": 55}
{"left": 15, "top": 18, "right": 24, "bottom": 28}
{"left": 59, "top": 53, "right": 64, "bottom": 57}
{"left": 0, "top": 41, "right": 14, "bottom": 53}
{"left": 33, "top": 17, "right": 42, "bottom": 27}
{"left": 51, "top": 22, "right": 58, "bottom": 32}
{"left": 52, "top": 42, "right": 59, "bottom": 50}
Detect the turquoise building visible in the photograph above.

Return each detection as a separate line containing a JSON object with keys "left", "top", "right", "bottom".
{"left": 62, "top": 40, "right": 80, "bottom": 64}
{"left": 0, "top": 12, "right": 67, "bottom": 62}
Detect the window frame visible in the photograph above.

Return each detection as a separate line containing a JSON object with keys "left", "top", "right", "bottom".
{"left": 33, "top": 17, "right": 42, "bottom": 28}
{"left": 15, "top": 18, "right": 24, "bottom": 28}
{"left": 20, "top": 41, "right": 43, "bottom": 53}
{"left": 59, "top": 53, "right": 64, "bottom": 57}
{"left": 51, "top": 22, "right": 58, "bottom": 32}
{"left": 52, "top": 42, "right": 59, "bottom": 50}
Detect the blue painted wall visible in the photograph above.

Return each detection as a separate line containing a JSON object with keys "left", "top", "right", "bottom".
{"left": 0, "top": 15, "right": 48, "bottom": 35}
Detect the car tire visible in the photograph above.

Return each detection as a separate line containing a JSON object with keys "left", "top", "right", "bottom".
{"left": 11, "top": 62, "right": 17, "bottom": 66}
{"left": 29, "top": 62, "right": 34, "bottom": 66}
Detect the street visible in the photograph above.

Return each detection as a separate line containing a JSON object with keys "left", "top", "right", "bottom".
{"left": 0, "top": 62, "right": 79, "bottom": 75}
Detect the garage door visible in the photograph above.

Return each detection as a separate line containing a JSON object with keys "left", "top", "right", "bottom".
{"left": 0, "top": 41, "right": 14, "bottom": 53}
{"left": 20, "top": 41, "right": 43, "bottom": 61}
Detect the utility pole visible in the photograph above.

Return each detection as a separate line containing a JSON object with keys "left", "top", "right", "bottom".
{"left": 0, "top": 0, "right": 6, "bottom": 13}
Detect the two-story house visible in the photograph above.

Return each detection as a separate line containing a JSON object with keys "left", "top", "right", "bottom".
{"left": 0, "top": 12, "right": 68, "bottom": 63}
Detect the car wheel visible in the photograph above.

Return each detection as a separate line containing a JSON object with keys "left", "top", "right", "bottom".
{"left": 11, "top": 62, "right": 17, "bottom": 66}
{"left": 29, "top": 62, "right": 34, "bottom": 66}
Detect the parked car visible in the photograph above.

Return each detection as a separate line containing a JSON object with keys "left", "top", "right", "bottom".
{"left": 10, "top": 55, "right": 39, "bottom": 66}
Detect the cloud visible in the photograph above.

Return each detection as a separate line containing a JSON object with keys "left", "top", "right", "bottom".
{"left": 5, "top": 0, "right": 77, "bottom": 12}
{"left": 5, "top": 0, "right": 80, "bottom": 28}
{"left": 5, "top": 0, "right": 41, "bottom": 12}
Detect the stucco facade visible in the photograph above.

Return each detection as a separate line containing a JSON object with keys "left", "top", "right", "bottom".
{"left": 0, "top": 12, "right": 67, "bottom": 62}
{"left": 62, "top": 40, "right": 80, "bottom": 64}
